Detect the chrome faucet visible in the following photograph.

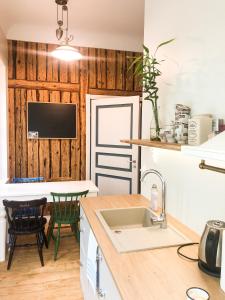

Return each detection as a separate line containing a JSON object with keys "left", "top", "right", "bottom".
{"left": 140, "top": 169, "right": 167, "bottom": 229}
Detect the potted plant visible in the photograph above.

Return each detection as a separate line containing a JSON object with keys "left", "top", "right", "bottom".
{"left": 129, "top": 39, "right": 174, "bottom": 141}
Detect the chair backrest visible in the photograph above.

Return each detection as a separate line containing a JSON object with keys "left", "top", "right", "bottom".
{"left": 51, "top": 190, "right": 89, "bottom": 219}
{"left": 3, "top": 198, "right": 47, "bottom": 230}
{"left": 12, "top": 177, "right": 45, "bottom": 183}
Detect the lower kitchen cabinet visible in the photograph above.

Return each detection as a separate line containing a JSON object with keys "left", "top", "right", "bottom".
{"left": 80, "top": 207, "right": 121, "bottom": 300}
{"left": 98, "top": 247, "right": 121, "bottom": 299}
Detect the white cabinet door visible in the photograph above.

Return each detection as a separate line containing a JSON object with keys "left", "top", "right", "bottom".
{"left": 80, "top": 208, "right": 121, "bottom": 300}
{"left": 98, "top": 249, "right": 122, "bottom": 300}
{"left": 80, "top": 207, "right": 90, "bottom": 297}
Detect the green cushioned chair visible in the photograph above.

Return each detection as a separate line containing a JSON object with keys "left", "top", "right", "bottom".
{"left": 47, "top": 190, "right": 89, "bottom": 260}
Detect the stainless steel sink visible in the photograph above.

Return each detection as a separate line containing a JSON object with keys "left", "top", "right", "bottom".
{"left": 96, "top": 207, "right": 190, "bottom": 253}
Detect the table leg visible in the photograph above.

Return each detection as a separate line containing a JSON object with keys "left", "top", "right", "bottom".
{"left": 0, "top": 205, "right": 6, "bottom": 262}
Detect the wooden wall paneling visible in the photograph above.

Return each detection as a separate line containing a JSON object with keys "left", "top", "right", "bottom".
{"left": 60, "top": 61, "right": 68, "bottom": 83}
{"left": 133, "top": 52, "right": 142, "bottom": 92}
{"left": 38, "top": 90, "right": 50, "bottom": 180}
{"left": 50, "top": 91, "right": 61, "bottom": 179}
{"left": 46, "top": 43, "right": 60, "bottom": 180}
{"left": 125, "top": 51, "right": 134, "bottom": 91}
{"left": 69, "top": 47, "right": 80, "bottom": 84}
{"left": 16, "top": 41, "right": 26, "bottom": 80}
{"left": 47, "top": 44, "right": 59, "bottom": 82}
{"left": 8, "top": 88, "right": 15, "bottom": 178}
{"left": 37, "top": 43, "right": 47, "bottom": 81}
{"left": 97, "top": 48, "right": 107, "bottom": 89}
{"left": 59, "top": 55, "right": 70, "bottom": 177}
{"left": 15, "top": 89, "right": 22, "bottom": 177}
{"left": 88, "top": 48, "right": 97, "bottom": 88}
{"left": 60, "top": 92, "right": 71, "bottom": 178}
{"left": 27, "top": 42, "right": 37, "bottom": 81}
{"left": 80, "top": 47, "right": 89, "bottom": 180}
{"left": 106, "top": 49, "right": 116, "bottom": 89}
{"left": 8, "top": 79, "right": 79, "bottom": 92}
{"left": 8, "top": 40, "right": 142, "bottom": 180}
{"left": 88, "top": 88, "right": 141, "bottom": 97}
{"left": 71, "top": 92, "right": 80, "bottom": 180}
{"left": 27, "top": 90, "right": 38, "bottom": 177}
{"left": 116, "top": 51, "right": 126, "bottom": 90}
{"left": 8, "top": 41, "right": 14, "bottom": 79}
{"left": 20, "top": 89, "right": 28, "bottom": 177}
{"left": 134, "top": 73, "right": 142, "bottom": 92}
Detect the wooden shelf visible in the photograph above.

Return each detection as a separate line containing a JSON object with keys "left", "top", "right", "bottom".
{"left": 121, "top": 139, "right": 181, "bottom": 151}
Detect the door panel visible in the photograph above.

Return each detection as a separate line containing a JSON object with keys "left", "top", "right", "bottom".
{"left": 96, "top": 173, "right": 131, "bottom": 195}
{"left": 90, "top": 96, "right": 139, "bottom": 195}
{"left": 96, "top": 152, "right": 132, "bottom": 171}
{"left": 96, "top": 104, "right": 133, "bottom": 147}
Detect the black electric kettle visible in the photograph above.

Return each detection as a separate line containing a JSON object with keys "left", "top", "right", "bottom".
{"left": 198, "top": 220, "right": 225, "bottom": 277}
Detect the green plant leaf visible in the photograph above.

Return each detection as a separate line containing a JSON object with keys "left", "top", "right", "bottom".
{"left": 143, "top": 44, "right": 150, "bottom": 54}
{"left": 154, "top": 38, "right": 175, "bottom": 55}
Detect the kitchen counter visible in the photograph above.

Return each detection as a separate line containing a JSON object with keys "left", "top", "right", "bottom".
{"left": 80, "top": 194, "right": 225, "bottom": 300}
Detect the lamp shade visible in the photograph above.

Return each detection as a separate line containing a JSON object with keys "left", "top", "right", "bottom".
{"left": 52, "top": 45, "right": 82, "bottom": 61}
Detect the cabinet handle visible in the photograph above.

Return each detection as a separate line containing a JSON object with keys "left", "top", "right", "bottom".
{"left": 96, "top": 248, "right": 105, "bottom": 298}
{"left": 98, "top": 289, "right": 106, "bottom": 298}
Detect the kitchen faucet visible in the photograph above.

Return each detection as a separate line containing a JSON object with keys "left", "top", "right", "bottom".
{"left": 140, "top": 169, "right": 167, "bottom": 229}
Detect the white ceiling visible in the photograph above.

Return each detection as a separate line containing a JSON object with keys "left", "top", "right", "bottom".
{"left": 0, "top": 0, "right": 144, "bottom": 51}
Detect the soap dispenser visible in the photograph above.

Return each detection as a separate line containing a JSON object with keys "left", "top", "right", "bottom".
{"left": 150, "top": 184, "right": 158, "bottom": 212}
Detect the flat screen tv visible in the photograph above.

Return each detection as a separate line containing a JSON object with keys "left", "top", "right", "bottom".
{"left": 27, "top": 102, "right": 77, "bottom": 139}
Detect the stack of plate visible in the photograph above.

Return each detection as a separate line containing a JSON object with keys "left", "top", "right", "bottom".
{"left": 174, "top": 104, "right": 191, "bottom": 144}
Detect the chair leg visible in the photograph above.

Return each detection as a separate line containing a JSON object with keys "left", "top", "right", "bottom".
{"left": 7, "top": 234, "right": 17, "bottom": 270}
{"left": 72, "top": 222, "right": 80, "bottom": 243}
{"left": 42, "top": 230, "right": 48, "bottom": 249}
{"left": 36, "top": 232, "right": 44, "bottom": 267}
{"left": 47, "top": 217, "right": 55, "bottom": 245}
{"left": 54, "top": 223, "right": 61, "bottom": 261}
{"left": 70, "top": 223, "right": 75, "bottom": 232}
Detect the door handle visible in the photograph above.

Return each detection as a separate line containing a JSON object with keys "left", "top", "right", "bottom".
{"left": 129, "top": 160, "right": 136, "bottom": 164}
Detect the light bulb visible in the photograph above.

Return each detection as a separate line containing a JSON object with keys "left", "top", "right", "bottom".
{"left": 52, "top": 45, "right": 82, "bottom": 61}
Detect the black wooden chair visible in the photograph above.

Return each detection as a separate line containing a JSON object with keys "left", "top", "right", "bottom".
{"left": 3, "top": 198, "right": 48, "bottom": 270}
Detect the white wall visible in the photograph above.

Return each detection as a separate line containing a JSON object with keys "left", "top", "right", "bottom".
{"left": 0, "top": 0, "right": 144, "bottom": 52}
{"left": 142, "top": 0, "right": 225, "bottom": 234}
{"left": 6, "top": 25, "right": 143, "bottom": 52}
{"left": 0, "top": 27, "right": 8, "bottom": 183}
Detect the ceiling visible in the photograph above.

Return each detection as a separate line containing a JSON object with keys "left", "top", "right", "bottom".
{"left": 0, "top": 0, "right": 144, "bottom": 51}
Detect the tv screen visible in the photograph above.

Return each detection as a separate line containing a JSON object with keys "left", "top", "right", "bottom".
{"left": 27, "top": 102, "right": 77, "bottom": 139}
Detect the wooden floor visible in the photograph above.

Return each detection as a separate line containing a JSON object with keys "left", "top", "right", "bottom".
{"left": 0, "top": 229, "right": 83, "bottom": 300}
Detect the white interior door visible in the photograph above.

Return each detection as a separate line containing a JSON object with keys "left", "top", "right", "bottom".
{"left": 88, "top": 96, "right": 140, "bottom": 195}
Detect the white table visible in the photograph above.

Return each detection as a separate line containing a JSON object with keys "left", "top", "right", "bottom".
{"left": 0, "top": 180, "right": 98, "bottom": 262}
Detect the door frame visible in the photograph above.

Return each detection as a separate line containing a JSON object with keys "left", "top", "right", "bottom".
{"left": 86, "top": 94, "right": 142, "bottom": 193}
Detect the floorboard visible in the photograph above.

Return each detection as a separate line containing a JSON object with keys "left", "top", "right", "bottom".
{"left": 0, "top": 228, "right": 83, "bottom": 300}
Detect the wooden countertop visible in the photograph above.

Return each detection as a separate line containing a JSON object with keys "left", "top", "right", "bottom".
{"left": 80, "top": 194, "right": 225, "bottom": 300}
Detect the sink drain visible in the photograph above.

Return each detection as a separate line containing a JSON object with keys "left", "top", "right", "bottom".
{"left": 114, "top": 230, "right": 122, "bottom": 234}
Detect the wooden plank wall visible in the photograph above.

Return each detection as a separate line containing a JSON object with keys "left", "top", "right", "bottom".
{"left": 8, "top": 40, "right": 142, "bottom": 181}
